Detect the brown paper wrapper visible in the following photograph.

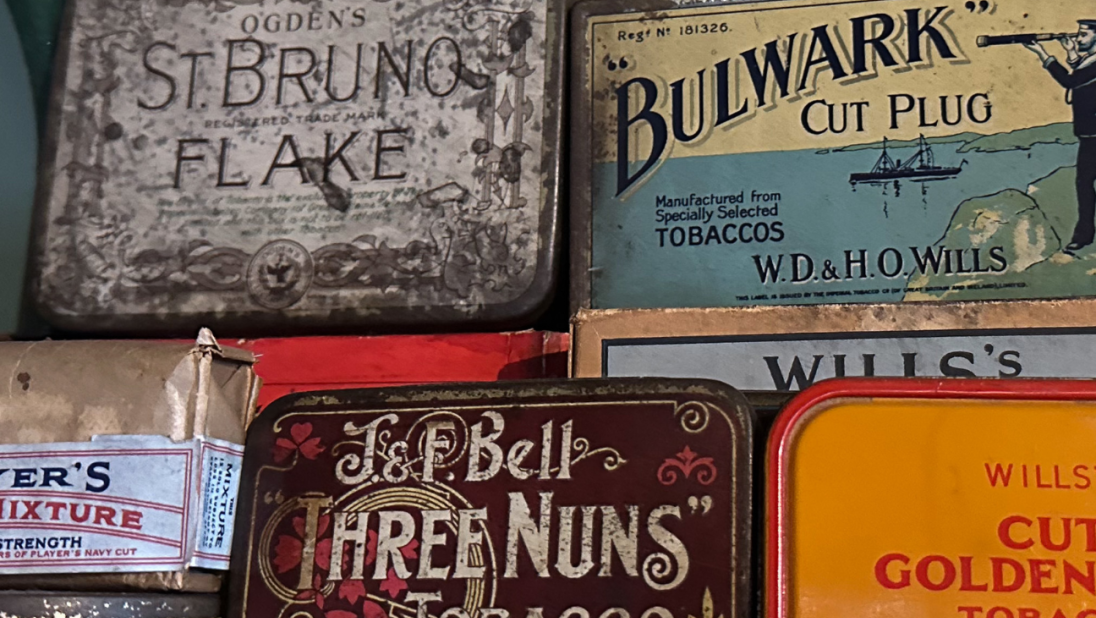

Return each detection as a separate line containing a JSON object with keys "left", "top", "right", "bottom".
{"left": 0, "top": 329, "right": 260, "bottom": 592}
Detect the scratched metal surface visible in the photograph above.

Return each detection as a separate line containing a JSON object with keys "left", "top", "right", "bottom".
{"left": 0, "top": 593, "right": 221, "bottom": 618}
{"left": 31, "top": 0, "right": 565, "bottom": 335}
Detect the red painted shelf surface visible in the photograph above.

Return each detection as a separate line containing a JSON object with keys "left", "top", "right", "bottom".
{"left": 225, "top": 331, "right": 568, "bottom": 410}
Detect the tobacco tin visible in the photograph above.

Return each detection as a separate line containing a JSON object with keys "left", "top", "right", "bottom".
{"left": 768, "top": 378, "right": 1096, "bottom": 618}
{"left": 0, "top": 592, "right": 221, "bottom": 618}
{"left": 572, "top": 0, "right": 1096, "bottom": 312}
{"left": 571, "top": 306, "right": 1096, "bottom": 389}
{"left": 228, "top": 379, "right": 754, "bottom": 618}
{"left": 32, "top": 0, "right": 566, "bottom": 335}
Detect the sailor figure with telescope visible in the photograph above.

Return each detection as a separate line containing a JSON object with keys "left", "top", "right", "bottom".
{"left": 1013, "top": 21, "right": 1096, "bottom": 253}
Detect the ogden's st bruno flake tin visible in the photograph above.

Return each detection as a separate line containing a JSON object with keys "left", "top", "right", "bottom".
{"left": 33, "top": 0, "right": 565, "bottom": 334}
{"left": 228, "top": 380, "right": 754, "bottom": 618}
{"left": 572, "top": 0, "right": 1096, "bottom": 311}
{"left": 768, "top": 378, "right": 1096, "bottom": 618}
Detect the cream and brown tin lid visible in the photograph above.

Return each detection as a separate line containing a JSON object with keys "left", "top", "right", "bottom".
{"left": 228, "top": 379, "right": 756, "bottom": 618}
{"left": 571, "top": 0, "right": 1096, "bottom": 315}
{"left": 32, "top": 0, "right": 565, "bottom": 335}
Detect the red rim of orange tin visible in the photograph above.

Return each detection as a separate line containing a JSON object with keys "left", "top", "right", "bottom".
{"left": 765, "top": 377, "right": 1096, "bottom": 618}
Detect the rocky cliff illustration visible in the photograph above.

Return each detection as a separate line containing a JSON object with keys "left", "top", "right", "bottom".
{"left": 904, "top": 163, "right": 1096, "bottom": 301}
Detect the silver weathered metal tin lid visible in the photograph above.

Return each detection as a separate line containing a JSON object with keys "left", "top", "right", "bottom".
{"left": 32, "top": 0, "right": 565, "bottom": 335}
{"left": 0, "top": 593, "right": 221, "bottom": 618}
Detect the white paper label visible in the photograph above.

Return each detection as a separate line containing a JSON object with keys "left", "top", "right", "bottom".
{"left": 602, "top": 330, "right": 1096, "bottom": 391}
{"left": 0, "top": 435, "right": 242, "bottom": 573}
{"left": 193, "top": 439, "right": 242, "bottom": 569}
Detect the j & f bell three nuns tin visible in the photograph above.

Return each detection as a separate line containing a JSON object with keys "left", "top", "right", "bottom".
{"left": 228, "top": 379, "right": 755, "bottom": 618}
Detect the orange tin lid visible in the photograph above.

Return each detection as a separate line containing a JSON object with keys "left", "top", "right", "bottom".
{"left": 768, "top": 378, "right": 1096, "bottom": 618}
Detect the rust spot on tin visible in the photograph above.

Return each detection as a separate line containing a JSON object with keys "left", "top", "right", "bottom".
{"left": 508, "top": 14, "right": 534, "bottom": 52}
{"left": 499, "top": 144, "right": 525, "bottom": 184}
{"left": 103, "top": 123, "right": 123, "bottom": 141}
{"left": 454, "top": 62, "right": 491, "bottom": 90}
{"left": 300, "top": 157, "right": 351, "bottom": 213}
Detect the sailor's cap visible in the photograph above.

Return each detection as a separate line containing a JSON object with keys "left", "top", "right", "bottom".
{"left": 1080, "top": 19, "right": 1096, "bottom": 27}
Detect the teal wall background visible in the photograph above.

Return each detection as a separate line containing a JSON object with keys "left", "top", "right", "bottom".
{"left": 0, "top": 1, "right": 39, "bottom": 334}
{"left": 5, "top": 0, "right": 63, "bottom": 130}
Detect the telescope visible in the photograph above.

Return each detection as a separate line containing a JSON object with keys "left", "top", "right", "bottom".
{"left": 977, "top": 33, "right": 1073, "bottom": 47}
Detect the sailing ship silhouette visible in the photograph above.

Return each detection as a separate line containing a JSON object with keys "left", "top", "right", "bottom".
{"left": 850, "top": 135, "right": 966, "bottom": 195}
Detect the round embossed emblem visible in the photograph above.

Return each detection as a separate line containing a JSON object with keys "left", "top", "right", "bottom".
{"left": 246, "top": 240, "right": 314, "bottom": 310}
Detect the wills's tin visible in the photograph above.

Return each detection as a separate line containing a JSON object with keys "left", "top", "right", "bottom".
{"left": 570, "top": 307, "right": 1096, "bottom": 390}
{"left": 33, "top": 0, "right": 565, "bottom": 335}
{"left": 228, "top": 380, "right": 755, "bottom": 618}
{"left": 0, "top": 593, "right": 220, "bottom": 618}
{"left": 572, "top": 0, "right": 1096, "bottom": 313}
{"left": 768, "top": 378, "right": 1096, "bottom": 618}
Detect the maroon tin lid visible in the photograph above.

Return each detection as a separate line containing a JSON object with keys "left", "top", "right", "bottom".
{"left": 227, "top": 380, "right": 755, "bottom": 618}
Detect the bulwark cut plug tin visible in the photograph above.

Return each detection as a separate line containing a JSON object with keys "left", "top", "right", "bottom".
{"left": 229, "top": 380, "right": 754, "bottom": 618}
{"left": 33, "top": 0, "right": 565, "bottom": 334}
{"left": 768, "top": 378, "right": 1096, "bottom": 618}
{"left": 572, "top": 0, "right": 1096, "bottom": 313}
